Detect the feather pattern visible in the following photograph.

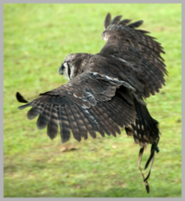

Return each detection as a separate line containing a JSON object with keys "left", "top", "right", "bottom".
{"left": 65, "top": 105, "right": 81, "bottom": 142}
{"left": 97, "top": 103, "right": 119, "bottom": 137}
{"left": 90, "top": 106, "right": 111, "bottom": 136}
{"left": 70, "top": 105, "right": 88, "bottom": 139}
{"left": 60, "top": 105, "right": 71, "bottom": 143}
{"left": 47, "top": 106, "right": 58, "bottom": 139}
{"left": 100, "top": 13, "right": 167, "bottom": 98}
{"left": 36, "top": 103, "right": 49, "bottom": 130}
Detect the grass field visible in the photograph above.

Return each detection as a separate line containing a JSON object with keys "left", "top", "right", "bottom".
{"left": 3, "top": 4, "right": 181, "bottom": 197}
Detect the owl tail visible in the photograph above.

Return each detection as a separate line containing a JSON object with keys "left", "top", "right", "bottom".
{"left": 125, "top": 99, "right": 160, "bottom": 193}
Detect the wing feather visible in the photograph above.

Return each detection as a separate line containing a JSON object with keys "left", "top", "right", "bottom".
{"left": 65, "top": 105, "right": 81, "bottom": 142}
{"left": 111, "top": 15, "right": 122, "bottom": 25}
{"left": 70, "top": 105, "right": 89, "bottom": 140}
{"left": 36, "top": 103, "right": 49, "bottom": 130}
{"left": 90, "top": 106, "right": 111, "bottom": 136}
{"left": 47, "top": 106, "right": 58, "bottom": 139}
{"left": 94, "top": 105, "right": 115, "bottom": 136}
{"left": 119, "top": 19, "right": 132, "bottom": 26}
{"left": 60, "top": 105, "right": 71, "bottom": 143}
{"left": 79, "top": 108, "right": 98, "bottom": 138}
{"left": 128, "top": 20, "right": 143, "bottom": 28}
{"left": 27, "top": 101, "right": 42, "bottom": 119}
{"left": 98, "top": 102, "right": 121, "bottom": 136}
{"left": 104, "top": 13, "right": 111, "bottom": 29}
{"left": 75, "top": 105, "right": 97, "bottom": 139}
{"left": 101, "top": 14, "right": 167, "bottom": 98}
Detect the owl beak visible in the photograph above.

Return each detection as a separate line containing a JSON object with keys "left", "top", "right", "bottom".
{"left": 58, "top": 64, "right": 64, "bottom": 75}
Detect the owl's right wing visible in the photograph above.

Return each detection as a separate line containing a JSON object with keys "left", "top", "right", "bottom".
{"left": 100, "top": 13, "right": 167, "bottom": 98}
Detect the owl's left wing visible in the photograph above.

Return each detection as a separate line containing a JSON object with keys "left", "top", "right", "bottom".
{"left": 16, "top": 71, "right": 136, "bottom": 143}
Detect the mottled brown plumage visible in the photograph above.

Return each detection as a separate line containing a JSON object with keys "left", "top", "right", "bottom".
{"left": 16, "top": 13, "right": 167, "bottom": 193}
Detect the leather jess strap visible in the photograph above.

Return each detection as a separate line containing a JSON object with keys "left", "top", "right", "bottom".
{"left": 138, "top": 140, "right": 159, "bottom": 193}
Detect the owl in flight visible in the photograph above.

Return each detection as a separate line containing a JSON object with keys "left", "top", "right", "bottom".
{"left": 16, "top": 13, "right": 167, "bottom": 193}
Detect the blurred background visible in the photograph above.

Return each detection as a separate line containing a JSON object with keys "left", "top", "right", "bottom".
{"left": 3, "top": 4, "right": 181, "bottom": 197}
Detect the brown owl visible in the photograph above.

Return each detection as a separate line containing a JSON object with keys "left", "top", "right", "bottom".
{"left": 16, "top": 13, "right": 167, "bottom": 193}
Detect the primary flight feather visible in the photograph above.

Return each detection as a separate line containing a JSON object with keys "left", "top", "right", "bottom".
{"left": 16, "top": 13, "right": 167, "bottom": 193}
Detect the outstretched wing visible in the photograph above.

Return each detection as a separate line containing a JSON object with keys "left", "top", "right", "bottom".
{"left": 100, "top": 13, "right": 167, "bottom": 98}
{"left": 17, "top": 71, "right": 136, "bottom": 143}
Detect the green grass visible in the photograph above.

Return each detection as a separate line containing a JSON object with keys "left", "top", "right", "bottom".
{"left": 3, "top": 4, "right": 181, "bottom": 197}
